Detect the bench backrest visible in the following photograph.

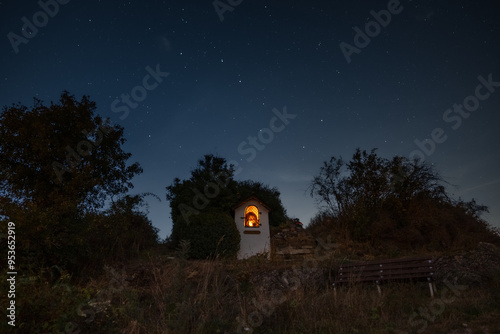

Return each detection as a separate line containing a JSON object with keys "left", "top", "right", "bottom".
{"left": 334, "top": 256, "right": 434, "bottom": 284}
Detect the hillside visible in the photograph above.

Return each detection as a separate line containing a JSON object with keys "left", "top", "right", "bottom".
{"left": 3, "top": 241, "right": 500, "bottom": 333}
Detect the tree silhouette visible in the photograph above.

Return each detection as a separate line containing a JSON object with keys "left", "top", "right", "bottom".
{"left": 0, "top": 91, "right": 150, "bottom": 274}
{"left": 309, "top": 148, "right": 499, "bottom": 249}
{"left": 166, "top": 154, "right": 288, "bottom": 258}
{"left": 234, "top": 180, "right": 287, "bottom": 227}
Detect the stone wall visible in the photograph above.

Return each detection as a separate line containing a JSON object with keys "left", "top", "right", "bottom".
{"left": 271, "top": 222, "right": 317, "bottom": 260}
{"left": 433, "top": 242, "right": 500, "bottom": 284}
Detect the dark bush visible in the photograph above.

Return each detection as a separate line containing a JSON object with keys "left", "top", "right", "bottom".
{"left": 308, "top": 148, "right": 500, "bottom": 253}
{"left": 177, "top": 210, "right": 240, "bottom": 259}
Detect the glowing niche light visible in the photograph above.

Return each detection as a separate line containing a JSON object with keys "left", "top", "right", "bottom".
{"left": 244, "top": 205, "right": 260, "bottom": 227}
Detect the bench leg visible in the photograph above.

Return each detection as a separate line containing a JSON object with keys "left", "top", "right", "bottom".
{"left": 428, "top": 282, "right": 434, "bottom": 298}
{"left": 376, "top": 284, "right": 381, "bottom": 296}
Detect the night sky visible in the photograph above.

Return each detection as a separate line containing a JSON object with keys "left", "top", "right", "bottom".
{"left": 1, "top": 0, "right": 499, "bottom": 239}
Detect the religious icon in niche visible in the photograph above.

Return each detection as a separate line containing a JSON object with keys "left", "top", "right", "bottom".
{"left": 244, "top": 205, "right": 260, "bottom": 227}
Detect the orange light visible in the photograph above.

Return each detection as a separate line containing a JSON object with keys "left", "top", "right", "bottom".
{"left": 244, "top": 205, "right": 260, "bottom": 227}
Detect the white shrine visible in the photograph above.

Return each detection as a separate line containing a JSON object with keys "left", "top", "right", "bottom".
{"left": 233, "top": 196, "right": 271, "bottom": 259}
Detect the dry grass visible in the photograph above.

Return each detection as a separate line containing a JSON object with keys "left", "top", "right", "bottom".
{"left": 3, "top": 252, "right": 500, "bottom": 334}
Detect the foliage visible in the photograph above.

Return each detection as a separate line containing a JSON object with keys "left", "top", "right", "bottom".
{"left": 175, "top": 210, "right": 240, "bottom": 259}
{"left": 308, "top": 148, "right": 500, "bottom": 250}
{"left": 166, "top": 154, "right": 238, "bottom": 246}
{"left": 309, "top": 148, "right": 447, "bottom": 218}
{"left": 0, "top": 91, "right": 141, "bottom": 212}
{"left": 235, "top": 180, "right": 287, "bottom": 227}
{"left": 86, "top": 194, "right": 160, "bottom": 264}
{"left": 4, "top": 252, "right": 500, "bottom": 333}
{"left": 0, "top": 91, "right": 157, "bottom": 276}
{"left": 166, "top": 154, "right": 287, "bottom": 256}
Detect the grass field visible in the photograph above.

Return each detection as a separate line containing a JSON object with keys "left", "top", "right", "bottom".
{"left": 3, "top": 247, "right": 500, "bottom": 334}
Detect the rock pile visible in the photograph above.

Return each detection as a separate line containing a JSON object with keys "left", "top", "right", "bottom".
{"left": 434, "top": 242, "right": 500, "bottom": 285}
{"left": 271, "top": 222, "right": 317, "bottom": 259}
{"left": 250, "top": 266, "right": 327, "bottom": 295}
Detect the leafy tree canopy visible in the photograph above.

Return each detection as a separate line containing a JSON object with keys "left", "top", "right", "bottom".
{"left": 166, "top": 154, "right": 238, "bottom": 226}
{"left": 308, "top": 148, "right": 499, "bottom": 249}
{"left": 0, "top": 91, "right": 142, "bottom": 214}
{"left": 0, "top": 91, "right": 156, "bottom": 275}
{"left": 166, "top": 154, "right": 288, "bottom": 257}
{"left": 309, "top": 148, "right": 447, "bottom": 218}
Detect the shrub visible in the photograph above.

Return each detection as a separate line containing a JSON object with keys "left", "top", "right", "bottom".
{"left": 308, "top": 148, "right": 500, "bottom": 253}
{"left": 176, "top": 210, "right": 240, "bottom": 259}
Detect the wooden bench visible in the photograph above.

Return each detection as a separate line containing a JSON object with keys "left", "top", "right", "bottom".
{"left": 332, "top": 256, "right": 436, "bottom": 297}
